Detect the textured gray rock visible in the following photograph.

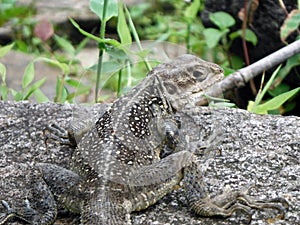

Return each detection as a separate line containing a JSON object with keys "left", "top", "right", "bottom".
{"left": 0, "top": 101, "right": 299, "bottom": 224}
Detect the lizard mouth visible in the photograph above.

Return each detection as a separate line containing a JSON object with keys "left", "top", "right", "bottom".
{"left": 190, "top": 73, "right": 224, "bottom": 105}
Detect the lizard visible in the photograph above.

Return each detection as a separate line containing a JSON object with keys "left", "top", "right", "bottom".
{"left": 0, "top": 54, "right": 288, "bottom": 224}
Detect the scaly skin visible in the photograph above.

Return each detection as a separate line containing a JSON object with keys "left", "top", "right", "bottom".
{"left": 0, "top": 55, "right": 287, "bottom": 224}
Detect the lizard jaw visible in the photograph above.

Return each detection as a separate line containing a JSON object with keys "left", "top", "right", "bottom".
{"left": 190, "top": 73, "right": 224, "bottom": 105}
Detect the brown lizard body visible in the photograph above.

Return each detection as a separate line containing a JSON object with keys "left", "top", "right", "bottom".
{"left": 0, "top": 55, "right": 287, "bottom": 224}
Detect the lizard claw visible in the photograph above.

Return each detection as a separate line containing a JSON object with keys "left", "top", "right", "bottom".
{"left": 44, "top": 123, "right": 74, "bottom": 147}
{"left": 0, "top": 200, "right": 17, "bottom": 224}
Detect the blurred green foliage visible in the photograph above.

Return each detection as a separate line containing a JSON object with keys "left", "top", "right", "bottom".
{"left": 0, "top": 0, "right": 299, "bottom": 114}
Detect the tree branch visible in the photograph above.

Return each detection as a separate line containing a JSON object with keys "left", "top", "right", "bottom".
{"left": 201, "top": 39, "right": 300, "bottom": 104}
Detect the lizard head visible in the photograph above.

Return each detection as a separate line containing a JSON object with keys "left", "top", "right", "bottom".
{"left": 151, "top": 54, "right": 224, "bottom": 110}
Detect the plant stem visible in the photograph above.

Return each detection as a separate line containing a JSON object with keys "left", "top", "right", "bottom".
{"left": 124, "top": 5, "right": 152, "bottom": 71}
{"left": 242, "top": 0, "right": 257, "bottom": 95}
{"left": 95, "top": 0, "right": 108, "bottom": 102}
{"left": 117, "top": 67, "right": 122, "bottom": 97}
{"left": 100, "top": 1, "right": 108, "bottom": 38}
{"left": 95, "top": 49, "right": 104, "bottom": 102}
{"left": 186, "top": 22, "right": 191, "bottom": 53}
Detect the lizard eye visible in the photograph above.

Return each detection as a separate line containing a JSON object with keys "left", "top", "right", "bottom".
{"left": 193, "top": 70, "right": 206, "bottom": 82}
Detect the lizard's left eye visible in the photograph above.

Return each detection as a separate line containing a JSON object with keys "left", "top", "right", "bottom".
{"left": 193, "top": 70, "right": 206, "bottom": 81}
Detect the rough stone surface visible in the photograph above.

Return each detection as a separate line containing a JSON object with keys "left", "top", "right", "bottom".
{"left": 0, "top": 101, "right": 299, "bottom": 224}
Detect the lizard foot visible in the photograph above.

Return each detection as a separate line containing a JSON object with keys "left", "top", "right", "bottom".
{"left": 190, "top": 188, "right": 288, "bottom": 223}
{"left": 0, "top": 200, "right": 39, "bottom": 225}
{"left": 0, "top": 199, "right": 57, "bottom": 225}
{"left": 44, "top": 123, "right": 74, "bottom": 146}
{"left": 0, "top": 200, "right": 18, "bottom": 225}
{"left": 44, "top": 118, "right": 95, "bottom": 148}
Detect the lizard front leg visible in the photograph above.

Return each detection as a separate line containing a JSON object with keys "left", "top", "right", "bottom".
{"left": 45, "top": 116, "right": 96, "bottom": 148}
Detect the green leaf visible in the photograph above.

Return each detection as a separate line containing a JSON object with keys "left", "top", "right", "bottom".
{"left": 55, "top": 76, "right": 68, "bottom": 103}
{"left": 0, "top": 84, "right": 8, "bottom": 100}
{"left": 34, "top": 89, "right": 49, "bottom": 103}
{"left": 1, "top": 0, "right": 16, "bottom": 10}
{"left": 0, "top": 63, "right": 6, "bottom": 82}
{"left": 69, "top": 18, "right": 121, "bottom": 47}
{"left": 244, "top": 29, "right": 257, "bottom": 45}
{"left": 248, "top": 65, "right": 282, "bottom": 113}
{"left": 98, "top": 61, "right": 124, "bottom": 74}
{"left": 117, "top": 1, "right": 132, "bottom": 45}
{"left": 202, "top": 93, "right": 235, "bottom": 108}
{"left": 229, "top": 55, "right": 244, "bottom": 70}
{"left": 223, "top": 67, "right": 235, "bottom": 75}
{"left": 209, "top": 102, "right": 236, "bottom": 108}
{"left": 90, "top": 0, "right": 118, "bottom": 21}
{"left": 54, "top": 35, "right": 75, "bottom": 55}
{"left": 229, "top": 29, "right": 258, "bottom": 45}
{"left": 55, "top": 76, "right": 62, "bottom": 102}
{"left": 203, "top": 28, "right": 227, "bottom": 48}
{"left": 184, "top": 0, "right": 200, "bottom": 22}
{"left": 23, "top": 77, "right": 47, "bottom": 100}
{"left": 65, "top": 78, "right": 82, "bottom": 87}
{"left": 273, "top": 54, "right": 300, "bottom": 86}
{"left": 254, "top": 87, "right": 300, "bottom": 114}
{"left": 209, "top": 12, "right": 235, "bottom": 30}
{"left": 15, "top": 40, "right": 28, "bottom": 52}
{"left": 107, "top": 47, "right": 128, "bottom": 61}
{"left": 247, "top": 100, "right": 255, "bottom": 112}
{"left": 74, "top": 37, "right": 90, "bottom": 56}
{"left": 255, "top": 65, "right": 282, "bottom": 106}
{"left": 280, "top": 9, "right": 300, "bottom": 42}
{"left": 0, "top": 43, "right": 14, "bottom": 58}
{"left": 36, "top": 57, "right": 69, "bottom": 74}
{"left": 22, "top": 61, "right": 34, "bottom": 88}
{"left": 65, "top": 79, "right": 90, "bottom": 99}
{"left": 13, "top": 91, "right": 24, "bottom": 101}
{"left": 268, "top": 83, "right": 290, "bottom": 97}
